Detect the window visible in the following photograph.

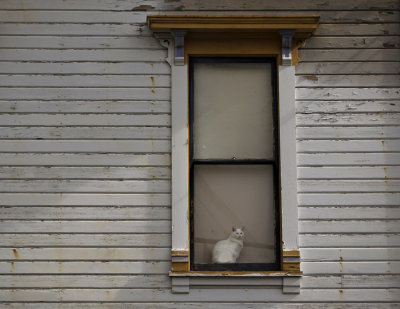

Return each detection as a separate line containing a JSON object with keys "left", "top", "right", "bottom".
{"left": 147, "top": 14, "right": 319, "bottom": 293}
{"left": 189, "top": 57, "right": 280, "bottom": 271}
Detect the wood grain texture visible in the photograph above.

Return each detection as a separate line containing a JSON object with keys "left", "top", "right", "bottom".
{"left": 0, "top": 261, "right": 171, "bottom": 274}
{"left": 0, "top": 0, "right": 398, "bottom": 10}
{"left": 0, "top": 10, "right": 399, "bottom": 24}
{"left": 0, "top": 62, "right": 171, "bottom": 74}
{"left": 296, "top": 62, "right": 400, "bottom": 75}
{"left": 0, "top": 234, "right": 171, "bottom": 247}
{"left": 0, "top": 248, "right": 171, "bottom": 260}
{"left": 299, "top": 207, "right": 400, "bottom": 220}
{"left": 298, "top": 153, "right": 400, "bottom": 166}
{"left": 0, "top": 220, "right": 171, "bottom": 233}
{"left": 0, "top": 304, "right": 396, "bottom": 309}
{"left": 301, "top": 248, "right": 400, "bottom": 261}
{"left": 0, "top": 75, "right": 171, "bottom": 87}
{"left": 0, "top": 153, "right": 171, "bottom": 166}
{"left": 0, "top": 206, "right": 171, "bottom": 220}
{"left": 0, "top": 166, "right": 171, "bottom": 179}
{"left": 0, "top": 288, "right": 397, "bottom": 302}
{"left": 0, "top": 193, "right": 171, "bottom": 206}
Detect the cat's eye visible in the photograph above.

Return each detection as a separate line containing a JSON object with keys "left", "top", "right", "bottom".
{"left": 190, "top": 58, "right": 280, "bottom": 271}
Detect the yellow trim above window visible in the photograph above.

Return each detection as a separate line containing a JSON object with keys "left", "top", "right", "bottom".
{"left": 148, "top": 14, "right": 320, "bottom": 65}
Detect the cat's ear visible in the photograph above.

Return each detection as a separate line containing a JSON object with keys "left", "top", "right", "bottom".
{"left": 241, "top": 226, "right": 245, "bottom": 231}
{"left": 232, "top": 226, "right": 235, "bottom": 232}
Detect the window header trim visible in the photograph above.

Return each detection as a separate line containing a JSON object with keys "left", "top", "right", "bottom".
{"left": 148, "top": 14, "right": 319, "bottom": 40}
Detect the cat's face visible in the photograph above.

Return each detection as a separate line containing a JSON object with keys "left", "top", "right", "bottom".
{"left": 232, "top": 227, "right": 245, "bottom": 240}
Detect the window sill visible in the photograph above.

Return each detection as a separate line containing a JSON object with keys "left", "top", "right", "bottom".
{"left": 170, "top": 271, "right": 301, "bottom": 277}
{"left": 169, "top": 271, "right": 302, "bottom": 294}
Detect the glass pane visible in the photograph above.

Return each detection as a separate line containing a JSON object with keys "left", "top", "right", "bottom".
{"left": 193, "top": 165, "right": 276, "bottom": 264}
{"left": 193, "top": 62, "right": 274, "bottom": 160}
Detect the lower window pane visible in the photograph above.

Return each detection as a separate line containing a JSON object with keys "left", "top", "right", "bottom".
{"left": 193, "top": 164, "right": 277, "bottom": 265}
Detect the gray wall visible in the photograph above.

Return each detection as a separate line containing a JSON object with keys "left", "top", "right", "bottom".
{"left": 0, "top": 0, "right": 399, "bottom": 307}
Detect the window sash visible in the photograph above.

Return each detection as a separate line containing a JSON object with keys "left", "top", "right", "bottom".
{"left": 189, "top": 57, "right": 281, "bottom": 271}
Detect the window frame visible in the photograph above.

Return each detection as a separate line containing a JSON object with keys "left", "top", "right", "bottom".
{"left": 189, "top": 56, "right": 281, "bottom": 272}
{"left": 147, "top": 14, "right": 320, "bottom": 294}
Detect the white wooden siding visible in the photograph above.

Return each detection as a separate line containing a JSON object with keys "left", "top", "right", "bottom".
{"left": 0, "top": 0, "right": 399, "bottom": 307}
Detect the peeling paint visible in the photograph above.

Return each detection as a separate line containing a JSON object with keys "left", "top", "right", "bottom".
{"left": 383, "top": 43, "right": 395, "bottom": 48}
{"left": 132, "top": 5, "right": 155, "bottom": 11}
{"left": 305, "top": 75, "right": 318, "bottom": 81}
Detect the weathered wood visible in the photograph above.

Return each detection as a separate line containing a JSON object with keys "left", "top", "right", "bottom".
{"left": 0, "top": 87, "right": 170, "bottom": 100}
{"left": 0, "top": 248, "right": 170, "bottom": 260}
{"left": 299, "top": 220, "right": 400, "bottom": 233}
{"left": 0, "top": 153, "right": 171, "bottom": 166}
{"left": 301, "top": 261, "right": 400, "bottom": 275}
{"left": 315, "top": 24, "right": 400, "bottom": 36}
{"left": 0, "top": 127, "right": 172, "bottom": 140}
{"left": 2, "top": 36, "right": 399, "bottom": 50}
{"left": 0, "top": 275, "right": 171, "bottom": 288}
{"left": 298, "top": 153, "right": 400, "bottom": 166}
{"left": 0, "top": 140, "right": 171, "bottom": 153}
{"left": 296, "top": 88, "right": 400, "bottom": 100}
{"left": 0, "top": 100, "right": 171, "bottom": 114}
{"left": 297, "top": 140, "right": 400, "bottom": 152}
{"left": 299, "top": 49, "right": 400, "bottom": 62}
{"left": 296, "top": 75, "right": 400, "bottom": 87}
{"left": 296, "top": 62, "right": 400, "bottom": 75}
{"left": 0, "top": 75, "right": 170, "bottom": 87}
{"left": 300, "top": 207, "right": 400, "bottom": 220}
{"left": 298, "top": 166, "right": 400, "bottom": 179}
{"left": 0, "top": 206, "right": 171, "bottom": 220}
{"left": 300, "top": 113, "right": 400, "bottom": 126}
{"left": 0, "top": 11, "right": 148, "bottom": 23}
{"left": 0, "top": 114, "right": 170, "bottom": 126}
{"left": 300, "top": 276, "right": 341, "bottom": 288}
{"left": 0, "top": 180, "right": 171, "bottom": 193}
{"left": 0, "top": 220, "right": 171, "bottom": 233}
{"left": 297, "top": 126, "right": 400, "bottom": 139}
{"left": 0, "top": 23, "right": 150, "bottom": 36}
{"left": 299, "top": 234, "right": 400, "bottom": 247}
{"left": 0, "top": 0, "right": 398, "bottom": 304}
{"left": 1, "top": 10, "right": 399, "bottom": 24}
{"left": 304, "top": 36, "right": 400, "bottom": 49}
{"left": 0, "top": 261, "right": 170, "bottom": 274}
{"left": 0, "top": 62, "right": 171, "bottom": 74}
{"left": 0, "top": 288, "right": 397, "bottom": 302}
{"left": 0, "top": 304, "right": 396, "bottom": 309}
{"left": 0, "top": 0, "right": 397, "bottom": 10}
{"left": 301, "top": 248, "right": 400, "bottom": 261}
{"left": 0, "top": 49, "right": 166, "bottom": 61}
{"left": 298, "top": 180, "right": 400, "bottom": 192}
{"left": 0, "top": 36, "right": 160, "bottom": 49}
{"left": 0, "top": 234, "right": 171, "bottom": 247}
{"left": 342, "top": 275, "right": 400, "bottom": 288}
{"left": 299, "top": 193, "right": 400, "bottom": 206}
{"left": 297, "top": 100, "right": 400, "bottom": 113}
{"left": 0, "top": 193, "right": 171, "bottom": 206}
{"left": 0, "top": 166, "right": 171, "bottom": 179}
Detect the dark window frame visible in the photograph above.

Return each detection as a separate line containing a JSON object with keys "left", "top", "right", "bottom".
{"left": 189, "top": 57, "right": 281, "bottom": 271}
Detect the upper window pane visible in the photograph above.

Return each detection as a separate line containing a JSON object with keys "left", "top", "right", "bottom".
{"left": 193, "top": 61, "right": 274, "bottom": 160}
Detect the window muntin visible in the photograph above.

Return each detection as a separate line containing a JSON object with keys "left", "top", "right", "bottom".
{"left": 189, "top": 57, "right": 280, "bottom": 271}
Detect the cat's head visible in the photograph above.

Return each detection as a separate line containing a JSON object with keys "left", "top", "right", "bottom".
{"left": 231, "top": 226, "right": 245, "bottom": 240}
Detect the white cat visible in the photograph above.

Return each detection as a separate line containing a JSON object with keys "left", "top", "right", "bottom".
{"left": 212, "top": 227, "right": 245, "bottom": 264}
